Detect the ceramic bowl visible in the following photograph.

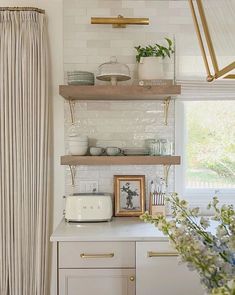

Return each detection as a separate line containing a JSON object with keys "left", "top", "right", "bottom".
{"left": 106, "top": 147, "right": 122, "bottom": 156}
{"left": 69, "top": 145, "right": 88, "bottom": 156}
{"left": 69, "top": 141, "right": 88, "bottom": 146}
{"left": 69, "top": 135, "right": 88, "bottom": 142}
{"left": 90, "top": 147, "right": 105, "bottom": 156}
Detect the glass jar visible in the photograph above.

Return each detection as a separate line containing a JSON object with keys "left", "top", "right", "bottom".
{"left": 147, "top": 139, "right": 161, "bottom": 156}
{"left": 159, "top": 139, "right": 173, "bottom": 155}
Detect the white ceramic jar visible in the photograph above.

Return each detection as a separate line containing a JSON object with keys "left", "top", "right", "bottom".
{"left": 138, "top": 57, "right": 164, "bottom": 80}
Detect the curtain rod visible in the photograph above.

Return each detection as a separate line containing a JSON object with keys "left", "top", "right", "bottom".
{"left": 0, "top": 7, "right": 45, "bottom": 14}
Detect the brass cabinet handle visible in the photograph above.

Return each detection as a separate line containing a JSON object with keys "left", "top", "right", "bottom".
{"left": 80, "top": 253, "right": 114, "bottom": 259}
{"left": 129, "top": 276, "right": 135, "bottom": 282}
{"left": 148, "top": 251, "right": 178, "bottom": 257}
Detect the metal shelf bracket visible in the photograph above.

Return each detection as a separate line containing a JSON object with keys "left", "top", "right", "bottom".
{"left": 163, "top": 96, "right": 171, "bottom": 126}
{"left": 163, "top": 165, "right": 171, "bottom": 187}
{"left": 68, "top": 99, "right": 76, "bottom": 125}
{"left": 69, "top": 165, "right": 76, "bottom": 187}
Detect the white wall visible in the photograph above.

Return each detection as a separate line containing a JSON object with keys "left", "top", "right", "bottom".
{"left": 0, "top": 1, "right": 64, "bottom": 294}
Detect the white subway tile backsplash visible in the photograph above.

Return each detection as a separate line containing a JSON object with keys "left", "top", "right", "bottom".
{"left": 110, "top": 8, "right": 134, "bottom": 16}
{"left": 98, "top": 0, "right": 122, "bottom": 9}
{"left": 88, "top": 8, "right": 111, "bottom": 16}
{"left": 87, "top": 40, "right": 111, "bottom": 48}
{"left": 122, "top": 1, "right": 146, "bottom": 8}
{"left": 74, "top": 0, "right": 99, "bottom": 9}
{"left": 63, "top": 0, "right": 195, "bottom": 199}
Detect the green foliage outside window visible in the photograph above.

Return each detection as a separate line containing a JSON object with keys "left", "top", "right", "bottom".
{"left": 186, "top": 101, "right": 235, "bottom": 188}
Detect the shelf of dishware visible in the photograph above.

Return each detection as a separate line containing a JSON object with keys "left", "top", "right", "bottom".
{"left": 60, "top": 155, "right": 181, "bottom": 166}
{"left": 59, "top": 84, "right": 181, "bottom": 100}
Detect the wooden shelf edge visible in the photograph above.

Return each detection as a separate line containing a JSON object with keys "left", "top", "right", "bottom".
{"left": 60, "top": 155, "right": 181, "bottom": 166}
{"left": 59, "top": 85, "right": 181, "bottom": 100}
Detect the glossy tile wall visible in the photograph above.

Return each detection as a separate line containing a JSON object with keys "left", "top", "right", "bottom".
{"left": 63, "top": 0, "right": 199, "bottom": 205}
{"left": 64, "top": 100, "right": 175, "bottom": 208}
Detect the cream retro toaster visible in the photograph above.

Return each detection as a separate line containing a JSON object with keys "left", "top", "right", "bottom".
{"left": 64, "top": 193, "right": 113, "bottom": 222}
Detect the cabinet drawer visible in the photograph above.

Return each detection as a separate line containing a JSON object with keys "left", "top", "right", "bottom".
{"left": 59, "top": 241, "right": 135, "bottom": 268}
{"left": 136, "top": 242, "right": 204, "bottom": 295}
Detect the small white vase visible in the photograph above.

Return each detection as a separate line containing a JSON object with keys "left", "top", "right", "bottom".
{"left": 138, "top": 56, "right": 164, "bottom": 80}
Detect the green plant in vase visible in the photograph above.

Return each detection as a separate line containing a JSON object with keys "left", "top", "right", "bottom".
{"left": 134, "top": 38, "right": 174, "bottom": 81}
{"left": 135, "top": 38, "right": 174, "bottom": 62}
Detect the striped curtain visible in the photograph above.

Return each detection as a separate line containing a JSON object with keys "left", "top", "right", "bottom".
{"left": 0, "top": 10, "right": 50, "bottom": 295}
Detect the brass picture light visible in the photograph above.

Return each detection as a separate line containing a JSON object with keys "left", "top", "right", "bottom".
{"left": 91, "top": 15, "right": 149, "bottom": 28}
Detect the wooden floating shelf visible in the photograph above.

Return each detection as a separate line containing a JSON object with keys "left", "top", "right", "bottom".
{"left": 61, "top": 155, "right": 181, "bottom": 166}
{"left": 59, "top": 85, "right": 181, "bottom": 100}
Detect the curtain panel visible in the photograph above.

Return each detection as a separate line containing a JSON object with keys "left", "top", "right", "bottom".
{"left": 0, "top": 10, "right": 50, "bottom": 295}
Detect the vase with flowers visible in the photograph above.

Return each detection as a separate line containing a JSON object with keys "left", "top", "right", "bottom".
{"left": 141, "top": 194, "right": 235, "bottom": 295}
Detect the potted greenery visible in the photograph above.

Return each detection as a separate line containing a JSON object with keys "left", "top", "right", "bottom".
{"left": 134, "top": 38, "right": 174, "bottom": 80}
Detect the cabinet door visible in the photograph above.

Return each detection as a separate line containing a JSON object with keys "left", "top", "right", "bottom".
{"left": 136, "top": 242, "right": 204, "bottom": 295}
{"left": 59, "top": 268, "right": 135, "bottom": 295}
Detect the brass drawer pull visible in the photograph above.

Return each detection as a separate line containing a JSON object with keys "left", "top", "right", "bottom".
{"left": 80, "top": 253, "right": 114, "bottom": 259}
{"left": 148, "top": 251, "right": 178, "bottom": 257}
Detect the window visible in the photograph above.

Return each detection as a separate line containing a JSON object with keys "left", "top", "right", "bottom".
{"left": 175, "top": 99, "right": 235, "bottom": 202}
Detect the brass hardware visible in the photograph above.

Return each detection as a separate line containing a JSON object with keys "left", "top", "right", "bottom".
{"left": 69, "top": 165, "right": 76, "bottom": 187}
{"left": 188, "top": 0, "right": 213, "bottom": 81}
{"left": 196, "top": 0, "right": 219, "bottom": 74}
{"left": 215, "top": 62, "right": 235, "bottom": 80}
{"left": 148, "top": 251, "right": 178, "bottom": 257}
{"left": 188, "top": 0, "right": 235, "bottom": 81}
{"left": 129, "top": 276, "right": 135, "bottom": 282}
{"left": 163, "top": 165, "right": 171, "bottom": 188}
{"left": 80, "top": 253, "right": 114, "bottom": 259}
{"left": 225, "top": 74, "right": 235, "bottom": 79}
{"left": 68, "top": 100, "right": 76, "bottom": 125}
{"left": 0, "top": 7, "right": 45, "bottom": 14}
{"left": 163, "top": 96, "right": 171, "bottom": 126}
{"left": 91, "top": 15, "right": 149, "bottom": 28}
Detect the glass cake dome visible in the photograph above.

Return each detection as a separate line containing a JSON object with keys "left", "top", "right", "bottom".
{"left": 96, "top": 56, "right": 131, "bottom": 85}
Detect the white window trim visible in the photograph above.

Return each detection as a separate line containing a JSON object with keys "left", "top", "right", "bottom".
{"left": 175, "top": 80, "right": 235, "bottom": 208}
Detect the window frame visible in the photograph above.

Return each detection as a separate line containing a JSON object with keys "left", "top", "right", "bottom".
{"left": 175, "top": 88, "right": 235, "bottom": 207}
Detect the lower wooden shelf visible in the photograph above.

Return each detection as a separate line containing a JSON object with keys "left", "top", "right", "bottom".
{"left": 60, "top": 155, "right": 181, "bottom": 166}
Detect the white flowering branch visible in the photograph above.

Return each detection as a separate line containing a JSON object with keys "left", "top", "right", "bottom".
{"left": 141, "top": 194, "right": 235, "bottom": 295}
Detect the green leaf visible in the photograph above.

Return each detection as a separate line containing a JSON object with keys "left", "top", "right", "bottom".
{"left": 134, "top": 37, "right": 174, "bottom": 61}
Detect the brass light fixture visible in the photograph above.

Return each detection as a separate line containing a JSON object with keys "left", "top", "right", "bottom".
{"left": 91, "top": 15, "right": 149, "bottom": 28}
{"left": 189, "top": 0, "right": 235, "bottom": 82}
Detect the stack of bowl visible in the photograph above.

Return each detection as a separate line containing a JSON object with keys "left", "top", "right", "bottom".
{"left": 68, "top": 135, "right": 88, "bottom": 155}
{"left": 67, "top": 71, "right": 94, "bottom": 85}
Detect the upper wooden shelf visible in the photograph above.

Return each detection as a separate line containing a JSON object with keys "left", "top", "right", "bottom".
{"left": 59, "top": 85, "right": 181, "bottom": 100}
{"left": 61, "top": 155, "right": 181, "bottom": 166}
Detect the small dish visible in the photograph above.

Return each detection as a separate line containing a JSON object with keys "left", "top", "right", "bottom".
{"left": 106, "top": 147, "right": 123, "bottom": 156}
{"left": 90, "top": 147, "right": 105, "bottom": 156}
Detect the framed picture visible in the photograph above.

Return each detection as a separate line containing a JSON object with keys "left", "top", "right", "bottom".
{"left": 114, "top": 175, "right": 145, "bottom": 217}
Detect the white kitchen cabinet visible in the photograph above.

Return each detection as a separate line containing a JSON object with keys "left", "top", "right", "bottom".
{"left": 59, "top": 268, "right": 135, "bottom": 295}
{"left": 51, "top": 219, "right": 209, "bottom": 295}
{"left": 58, "top": 241, "right": 136, "bottom": 295}
{"left": 136, "top": 241, "right": 204, "bottom": 295}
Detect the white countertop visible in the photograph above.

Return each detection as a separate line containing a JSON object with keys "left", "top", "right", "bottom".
{"left": 50, "top": 217, "right": 168, "bottom": 242}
